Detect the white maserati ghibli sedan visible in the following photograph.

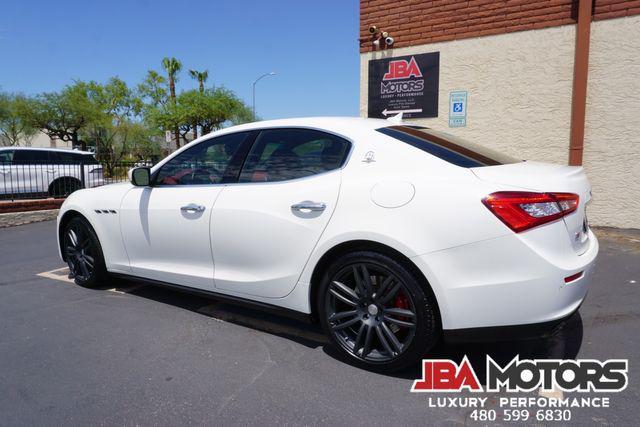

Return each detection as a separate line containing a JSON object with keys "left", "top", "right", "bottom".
{"left": 57, "top": 117, "right": 598, "bottom": 371}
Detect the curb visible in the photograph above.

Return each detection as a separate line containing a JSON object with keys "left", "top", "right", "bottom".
{"left": 0, "top": 198, "right": 64, "bottom": 214}
{"left": 0, "top": 209, "right": 59, "bottom": 228}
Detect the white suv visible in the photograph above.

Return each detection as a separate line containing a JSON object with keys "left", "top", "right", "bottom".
{"left": 0, "top": 147, "right": 104, "bottom": 198}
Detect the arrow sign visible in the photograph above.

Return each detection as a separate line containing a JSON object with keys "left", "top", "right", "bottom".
{"left": 382, "top": 108, "right": 423, "bottom": 116}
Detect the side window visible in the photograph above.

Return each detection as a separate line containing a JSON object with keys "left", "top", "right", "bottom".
{"left": 13, "top": 150, "right": 49, "bottom": 164}
{"left": 53, "top": 151, "right": 82, "bottom": 163}
{"left": 81, "top": 154, "right": 100, "bottom": 164}
{"left": 0, "top": 150, "right": 14, "bottom": 163}
{"left": 239, "top": 129, "right": 350, "bottom": 183}
{"left": 154, "top": 131, "right": 252, "bottom": 186}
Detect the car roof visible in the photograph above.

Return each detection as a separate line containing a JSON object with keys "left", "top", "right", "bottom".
{"left": 0, "top": 147, "right": 95, "bottom": 155}
{"left": 204, "top": 116, "right": 393, "bottom": 141}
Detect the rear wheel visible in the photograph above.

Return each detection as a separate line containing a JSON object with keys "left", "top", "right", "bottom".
{"left": 63, "top": 217, "right": 108, "bottom": 288}
{"left": 318, "top": 251, "right": 439, "bottom": 372}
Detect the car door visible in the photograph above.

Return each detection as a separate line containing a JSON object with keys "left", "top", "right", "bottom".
{"left": 211, "top": 128, "right": 351, "bottom": 298}
{"left": 120, "top": 131, "right": 254, "bottom": 290}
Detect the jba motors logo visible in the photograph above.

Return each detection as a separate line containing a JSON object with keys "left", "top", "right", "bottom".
{"left": 383, "top": 56, "right": 422, "bottom": 80}
{"left": 411, "top": 356, "right": 628, "bottom": 393}
{"left": 381, "top": 56, "right": 424, "bottom": 94}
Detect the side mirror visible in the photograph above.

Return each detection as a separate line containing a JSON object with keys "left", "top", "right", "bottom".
{"left": 130, "top": 167, "right": 151, "bottom": 187}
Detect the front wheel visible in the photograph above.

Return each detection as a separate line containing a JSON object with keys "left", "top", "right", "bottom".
{"left": 318, "top": 251, "right": 440, "bottom": 372}
{"left": 63, "top": 216, "right": 108, "bottom": 288}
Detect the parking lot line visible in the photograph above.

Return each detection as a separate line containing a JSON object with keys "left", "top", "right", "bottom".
{"left": 36, "top": 267, "right": 145, "bottom": 294}
{"left": 37, "top": 267, "right": 74, "bottom": 283}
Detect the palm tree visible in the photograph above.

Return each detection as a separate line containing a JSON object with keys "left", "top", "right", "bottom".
{"left": 189, "top": 69, "right": 209, "bottom": 93}
{"left": 188, "top": 69, "right": 209, "bottom": 140}
{"left": 162, "top": 57, "right": 182, "bottom": 147}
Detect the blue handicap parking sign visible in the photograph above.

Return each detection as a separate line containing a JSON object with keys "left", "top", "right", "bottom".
{"left": 449, "top": 90, "right": 467, "bottom": 127}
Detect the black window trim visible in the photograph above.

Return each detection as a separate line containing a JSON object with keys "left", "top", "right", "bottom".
{"left": 8, "top": 149, "right": 98, "bottom": 165}
{"left": 149, "top": 127, "right": 354, "bottom": 187}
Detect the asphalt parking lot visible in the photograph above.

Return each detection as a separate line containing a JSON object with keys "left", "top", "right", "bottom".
{"left": 1, "top": 220, "right": 639, "bottom": 426}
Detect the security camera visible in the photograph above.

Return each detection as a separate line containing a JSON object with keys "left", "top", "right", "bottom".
{"left": 385, "top": 36, "right": 395, "bottom": 46}
{"left": 373, "top": 38, "right": 381, "bottom": 48}
{"left": 381, "top": 31, "right": 389, "bottom": 38}
{"left": 369, "top": 25, "right": 378, "bottom": 34}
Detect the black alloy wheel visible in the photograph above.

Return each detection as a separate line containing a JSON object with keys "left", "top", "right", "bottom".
{"left": 319, "top": 251, "right": 439, "bottom": 372}
{"left": 63, "top": 217, "right": 107, "bottom": 288}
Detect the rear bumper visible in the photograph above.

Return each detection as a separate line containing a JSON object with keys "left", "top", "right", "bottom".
{"left": 442, "top": 301, "right": 583, "bottom": 343}
{"left": 412, "top": 223, "right": 598, "bottom": 332}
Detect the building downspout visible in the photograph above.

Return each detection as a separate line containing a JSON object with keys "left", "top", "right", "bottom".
{"left": 568, "top": 0, "right": 593, "bottom": 166}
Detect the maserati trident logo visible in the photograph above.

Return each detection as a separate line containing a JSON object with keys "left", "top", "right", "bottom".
{"left": 363, "top": 151, "right": 376, "bottom": 163}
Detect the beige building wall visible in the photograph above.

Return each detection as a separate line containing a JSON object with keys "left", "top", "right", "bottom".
{"left": 583, "top": 15, "right": 640, "bottom": 228}
{"left": 360, "top": 16, "right": 640, "bottom": 228}
{"left": 18, "top": 131, "right": 73, "bottom": 149}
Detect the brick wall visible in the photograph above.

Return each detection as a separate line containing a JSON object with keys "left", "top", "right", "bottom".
{"left": 0, "top": 198, "right": 64, "bottom": 214}
{"left": 360, "top": 0, "right": 640, "bottom": 52}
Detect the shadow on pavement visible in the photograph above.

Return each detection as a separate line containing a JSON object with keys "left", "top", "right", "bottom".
{"left": 103, "top": 276, "right": 583, "bottom": 380}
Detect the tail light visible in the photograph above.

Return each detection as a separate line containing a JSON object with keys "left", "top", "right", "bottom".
{"left": 482, "top": 192, "right": 579, "bottom": 233}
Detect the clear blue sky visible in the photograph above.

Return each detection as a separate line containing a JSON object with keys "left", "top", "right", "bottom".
{"left": 0, "top": 0, "right": 360, "bottom": 120}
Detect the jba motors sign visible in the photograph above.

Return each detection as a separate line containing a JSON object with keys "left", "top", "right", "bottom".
{"left": 368, "top": 52, "right": 440, "bottom": 119}
{"left": 411, "top": 356, "right": 628, "bottom": 393}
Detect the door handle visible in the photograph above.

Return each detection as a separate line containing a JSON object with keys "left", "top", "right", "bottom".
{"left": 291, "top": 201, "right": 326, "bottom": 212}
{"left": 180, "top": 203, "right": 206, "bottom": 213}
{"left": 46, "top": 170, "right": 56, "bottom": 174}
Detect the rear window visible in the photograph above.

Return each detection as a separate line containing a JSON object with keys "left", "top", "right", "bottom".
{"left": 377, "top": 125, "right": 521, "bottom": 168}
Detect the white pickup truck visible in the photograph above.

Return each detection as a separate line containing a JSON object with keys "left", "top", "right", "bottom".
{"left": 0, "top": 147, "right": 104, "bottom": 198}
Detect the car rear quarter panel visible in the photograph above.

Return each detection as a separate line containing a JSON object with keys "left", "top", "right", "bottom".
{"left": 298, "top": 131, "right": 513, "bottom": 313}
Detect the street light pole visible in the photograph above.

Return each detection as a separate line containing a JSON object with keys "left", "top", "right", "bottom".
{"left": 252, "top": 72, "right": 276, "bottom": 121}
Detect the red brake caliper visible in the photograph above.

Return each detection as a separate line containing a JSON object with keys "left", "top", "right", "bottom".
{"left": 393, "top": 292, "right": 410, "bottom": 324}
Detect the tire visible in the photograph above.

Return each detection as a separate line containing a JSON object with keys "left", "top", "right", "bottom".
{"left": 62, "top": 216, "right": 108, "bottom": 288}
{"left": 50, "top": 178, "right": 82, "bottom": 198}
{"left": 318, "top": 251, "right": 440, "bottom": 372}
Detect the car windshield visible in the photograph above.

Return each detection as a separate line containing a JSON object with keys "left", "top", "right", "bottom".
{"left": 377, "top": 125, "right": 522, "bottom": 168}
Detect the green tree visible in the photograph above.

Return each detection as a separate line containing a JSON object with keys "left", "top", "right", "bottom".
{"left": 0, "top": 93, "right": 38, "bottom": 146}
{"left": 162, "top": 57, "right": 182, "bottom": 147}
{"left": 137, "top": 70, "right": 168, "bottom": 108}
{"left": 83, "top": 78, "right": 158, "bottom": 174}
{"left": 177, "top": 87, "right": 252, "bottom": 137}
{"left": 24, "top": 81, "right": 100, "bottom": 150}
